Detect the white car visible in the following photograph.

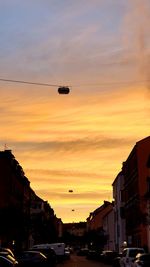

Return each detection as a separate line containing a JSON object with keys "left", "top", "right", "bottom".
{"left": 120, "top": 248, "right": 145, "bottom": 267}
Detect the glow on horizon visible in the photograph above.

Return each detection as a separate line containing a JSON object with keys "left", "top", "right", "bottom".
{"left": 1, "top": 84, "right": 150, "bottom": 222}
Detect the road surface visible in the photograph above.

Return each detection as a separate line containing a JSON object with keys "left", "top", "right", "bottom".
{"left": 57, "top": 254, "right": 111, "bottom": 267}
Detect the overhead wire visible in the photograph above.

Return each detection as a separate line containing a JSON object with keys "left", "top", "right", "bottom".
{"left": 0, "top": 78, "right": 63, "bottom": 87}
{"left": 0, "top": 77, "right": 149, "bottom": 88}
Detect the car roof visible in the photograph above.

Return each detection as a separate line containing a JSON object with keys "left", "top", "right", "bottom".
{"left": 0, "top": 248, "right": 14, "bottom": 256}
{"left": 124, "top": 247, "right": 144, "bottom": 251}
{"left": 23, "top": 250, "right": 43, "bottom": 254}
{"left": 22, "top": 250, "right": 47, "bottom": 257}
{"left": 136, "top": 253, "right": 150, "bottom": 258}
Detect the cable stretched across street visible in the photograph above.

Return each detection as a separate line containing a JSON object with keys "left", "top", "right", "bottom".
{"left": 0, "top": 78, "right": 71, "bottom": 94}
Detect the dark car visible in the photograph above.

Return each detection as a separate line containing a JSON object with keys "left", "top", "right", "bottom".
{"left": 133, "top": 253, "right": 150, "bottom": 267}
{"left": 100, "top": 250, "right": 119, "bottom": 264}
{"left": 64, "top": 247, "right": 70, "bottom": 260}
{"left": 0, "top": 248, "right": 15, "bottom": 258}
{"left": 112, "top": 253, "right": 122, "bottom": 267}
{"left": 77, "top": 248, "right": 89, "bottom": 256}
{"left": 0, "top": 254, "right": 18, "bottom": 267}
{"left": 29, "top": 247, "right": 57, "bottom": 266}
{"left": 86, "top": 249, "right": 99, "bottom": 260}
{"left": 16, "top": 251, "right": 48, "bottom": 267}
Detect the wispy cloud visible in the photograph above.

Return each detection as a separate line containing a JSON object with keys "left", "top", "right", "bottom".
{"left": 122, "top": 0, "right": 150, "bottom": 85}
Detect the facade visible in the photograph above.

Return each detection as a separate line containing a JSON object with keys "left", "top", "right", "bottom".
{"left": 29, "top": 189, "right": 45, "bottom": 246}
{"left": 122, "top": 136, "right": 150, "bottom": 249}
{"left": 0, "top": 149, "right": 61, "bottom": 250}
{"left": 87, "top": 201, "right": 113, "bottom": 231}
{"left": 54, "top": 217, "right": 63, "bottom": 239}
{"left": 112, "top": 171, "right": 126, "bottom": 252}
{"left": 30, "top": 189, "right": 59, "bottom": 245}
{"left": 0, "top": 149, "right": 31, "bottom": 249}
{"left": 145, "top": 155, "right": 150, "bottom": 252}
{"left": 64, "top": 222, "right": 86, "bottom": 237}
{"left": 63, "top": 222, "right": 87, "bottom": 247}
{"left": 103, "top": 206, "right": 115, "bottom": 251}
{"left": 86, "top": 201, "right": 114, "bottom": 250}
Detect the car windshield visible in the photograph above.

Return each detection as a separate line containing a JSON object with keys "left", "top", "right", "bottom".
{"left": 129, "top": 250, "right": 144, "bottom": 257}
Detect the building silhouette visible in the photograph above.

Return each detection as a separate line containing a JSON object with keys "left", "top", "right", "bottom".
{"left": 113, "top": 136, "right": 150, "bottom": 251}
{"left": 0, "top": 149, "right": 62, "bottom": 250}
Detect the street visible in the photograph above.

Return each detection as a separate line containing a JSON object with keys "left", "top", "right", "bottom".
{"left": 57, "top": 254, "right": 111, "bottom": 267}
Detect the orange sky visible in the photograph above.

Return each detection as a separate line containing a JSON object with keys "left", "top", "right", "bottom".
{"left": 1, "top": 84, "right": 150, "bottom": 222}
{"left": 0, "top": 0, "right": 150, "bottom": 222}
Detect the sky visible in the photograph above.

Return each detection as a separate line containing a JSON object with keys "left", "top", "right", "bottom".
{"left": 0, "top": 0, "right": 150, "bottom": 223}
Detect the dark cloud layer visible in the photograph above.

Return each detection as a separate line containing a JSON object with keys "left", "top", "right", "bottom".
{"left": 7, "top": 137, "right": 134, "bottom": 154}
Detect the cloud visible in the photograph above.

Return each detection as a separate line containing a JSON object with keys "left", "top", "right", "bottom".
{"left": 122, "top": 0, "right": 150, "bottom": 85}
{"left": 25, "top": 168, "right": 110, "bottom": 179}
{"left": 3, "top": 136, "right": 134, "bottom": 158}
{"left": 35, "top": 190, "right": 110, "bottom": 201}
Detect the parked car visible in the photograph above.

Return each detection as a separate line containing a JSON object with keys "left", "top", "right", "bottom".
{"left": 0, "top": 248, "right": 15, "bottom": 258}
{"left": 112, "top": 253, "right": 122, "bottom": 267}
{"left": 64, "top": 247, "right": 70, "bottom": 259}
{"left": 86, "top": 249, "right": 101, "bottom": 260}
{"left": 132, "top": 253, "right": 150, "bottom": 267}
{"left": 31, "top": 243, "right": 65, "bottom": 261}
{"left": 0, "top": 254, "right": 18, "bottom": 267}
{"left": 29, "top": 247, "right": 57, "bottom": 266}
{"left": 16, "top": 251, "right": 48, "bottom": 267}
{"left": 120, "top": 248, "right": 145, "bottom": 267}
{"left": 99, "top": 250, "right": 119, "bottom": 264}
{"left": 76, "top": 247, "right": 89, "bottom": 256}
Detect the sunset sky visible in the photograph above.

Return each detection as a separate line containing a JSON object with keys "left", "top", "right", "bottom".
{"left": 0, "top": 0, "right": 150, "bottom": 223}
